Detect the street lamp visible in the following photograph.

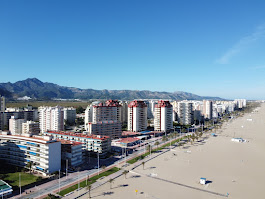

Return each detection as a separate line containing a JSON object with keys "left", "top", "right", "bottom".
{"left": 97, "top": 151, "right": 100, "bottom": 175}
{"left": 19, "top": 173, "right": 21, "bottom": 198}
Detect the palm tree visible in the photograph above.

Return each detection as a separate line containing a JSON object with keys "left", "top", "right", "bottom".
{"left": 142, "top": 161, "right": 145, "bottom": 170}
{"left": 191, "top": 135, "right": 195, "bottom": 143}
{"left": 86, "top": 184, "right": 92, "bottom": 199}
{"left": 123, "top": 170, "right": 129, "bottom": 179}
{"left": 155, "top": 141, "right": 159, "bottom": 149}
{"left": 162, "top": 136, "right": 168, "bottom": 142}
{"left": 146, "top": 145, "right": 151, "bottom": 153}
{"left": 26, "top": 161, "right": 32, "bottom": 173}
{"left": 109, "top": 178, "right": 114, "bottom": 189}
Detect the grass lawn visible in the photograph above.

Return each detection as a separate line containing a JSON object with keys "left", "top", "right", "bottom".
{"left": 0, "top": 163, "right": 40, "bottom": 190}
{"left": 58, "top": 167, "right": 120, "bottom": 196}
{"left": 4, "top": 172, "right": 39, "bottom": 187}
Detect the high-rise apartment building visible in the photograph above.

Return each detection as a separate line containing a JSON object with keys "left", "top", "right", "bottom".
{"left": 39, "top": 106, "right": 64, "bottom": 133}
{"left": 9, "top": 116, "right": 25, "bottom": 135}
{"left": 0, "top": 96, "right": 5, "bottom": 112}
{"left": 128, "top": 100, "right": 147, "bottom": 132}
{"left": 234, "top": 99, "right": 247, "bottom": 109}
{"left": 63, "top": 107, "right": 76, "bottom": 125}
{"left": 203, "top": 100, "right": 213, "bottom": 119}
{"left": 120, "top": 101, "right": 128, "bottom": 124}
{"left": 177, "top": 101, "right": 194, "bottom": 125}
{"left": 85, "top": 100, "right": 122, "bottom": 139}
{"left": 154, "top": 100, "right": 173, "bottom": 132}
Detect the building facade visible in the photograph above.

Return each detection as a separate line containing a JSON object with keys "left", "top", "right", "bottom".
{"left": 39, "top": 106, "right": 64, "bottom": 133}
{"left": 59, "top": 140, "right": 83, "bottom": 167}
{"left": 154, "top": 100, "right": 173, "bottom": 132}
{"left": 63, "top": 107, "right": 76, "bottom": 125}
{"left": 85, "top": 100, "right": 122, "bottom": 139}
{"left": 44, "top": 131, "right": 111, "bottom": 155}
{"left": 0, "top": 96, "right": 5, "bottom": 112}
{"left": 128, "top": 100, "right": 147, "bottom": 132}
{"left": 203, "top": 100, "right": 213, "bottom": 120}
{"left": 177, "top": 101, "right": 194, "bottom": 125}
{"left": 22, "top": 121, "right": 40, "bottom": 135}
{"left": 0, "top": 132, "right": 61, "bottom": 175}
{"left": 9, "top": 116, "right": 25, "bottom": 135}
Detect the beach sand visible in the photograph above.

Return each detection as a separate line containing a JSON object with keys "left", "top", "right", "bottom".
{"left": 80, "top": 103, "right": 265, "bottom": 199}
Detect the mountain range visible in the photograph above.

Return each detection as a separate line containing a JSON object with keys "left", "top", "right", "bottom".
{"left": 0, "top": 78, "right": 224, "bottom": 101}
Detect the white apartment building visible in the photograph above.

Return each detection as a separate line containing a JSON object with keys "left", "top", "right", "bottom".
{"left": 177, "top": 101, "right": 194, "bottom": 125}
{"left": 147, "top": 100, "right": 157, "bottom": 119}
{"left": 22, "top": 121, "right": 40, "bottom": 135}
{"left": 87, "top": 121, "right": 122, "bottom": 139}
{"left": 63, "top": 107, "right": 76, "bottom": 125}
{"left": 85, "top": 100, "right": 122, "bottom": 139}
{"left": 120, "top": 101, "right": 128, "bottom": 124}
{"left": 85, "top": 101, "right": 100, "bottom": 130}
{"left": 203, "top": 100, "right": 213, "bottom": 119}
{"left": 0, "top": 96, "right": 5, "bottom": 112}
{"left": 45, "top": 131, "right": 111, "bottom": 155}
{"left": 39, "top": 106, "right": 64, "bottom": 133}
{"left": 9, "top": 116, "right": 25, "bottom": 135}
{"left": 0, "top": 132, "right": 61, "bottom": 176}
{"left": 192, "top": 101, "right": 203, "bottom": 123}
{"left": 128, "top": 100, "right": 147, "bottom": 132}
{"left": 154, "top": 100, "right": 173, "bottom": 132}
{"left": 234, "top": 99, "right": 247, "bottom": 109}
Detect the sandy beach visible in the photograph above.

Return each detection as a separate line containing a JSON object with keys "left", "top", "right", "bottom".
{"left": 80, "top": 103, "right": 265, "bottom": 199}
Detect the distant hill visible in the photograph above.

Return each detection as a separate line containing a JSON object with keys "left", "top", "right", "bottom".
{"left": 0, "top": 78, "right": 224, "bottom": 101}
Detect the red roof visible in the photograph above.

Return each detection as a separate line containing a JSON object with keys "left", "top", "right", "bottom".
{"left": 128, "top": 100, "right": 147, "bottom": 108}
{"left": 119, "top": 137, "right": 140, "bottom": 143}
{"left": 93, "top": 100, "right": 121, "bottom": 107}
{"left": 122, "top": 131, "right": 140, "bottom": 136}
{"left": 57, "top": 139, "right": 83, "bottom": 146}
{"left": 47, "top": 131, "right": 110, "bottom": 140}
{"left": 155, "top": 100, "right": 172, "bottom": 108}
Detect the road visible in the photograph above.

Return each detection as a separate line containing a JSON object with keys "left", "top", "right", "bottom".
{"left": 12, "top": 132, "right": 188, "bottom": 199}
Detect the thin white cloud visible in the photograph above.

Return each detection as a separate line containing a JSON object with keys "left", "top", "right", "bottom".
{"left": 216, "top": 24, "right": 265, "bottom": 64}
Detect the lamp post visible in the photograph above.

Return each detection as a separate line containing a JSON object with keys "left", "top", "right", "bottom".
{"left": 66, "top": 159, "right": 68, "bottom": 179}
{"left": 59, "top": 169, "right": 61, "bottom": 193}
{"left": 97, "top": 151, "right": 100, "bottom": 176}
{"left": 19, "top": 173, "right": 21, "bottom": 198}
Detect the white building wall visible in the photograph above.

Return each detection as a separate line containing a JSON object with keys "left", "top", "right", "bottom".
{"left": 48, "top": 141, "right": 61, "bottom": 173}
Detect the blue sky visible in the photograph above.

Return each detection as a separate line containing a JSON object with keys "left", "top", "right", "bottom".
{"left": 1, "top": 0, "right": 265, "bottom": 100}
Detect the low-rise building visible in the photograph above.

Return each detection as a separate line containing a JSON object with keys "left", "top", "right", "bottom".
{"left": 0, "top": 132, "right": 61, "bottom": 176}
{"left": 59, "top": 140, "right": 83, "bottom": 167}
{"left": 44, "top": 131, "right": 111, "bottom": 156}
{"left": 0, "top": 180, "right": 13, "bottom": 197}
{"left": 22, "top": 121, "right": 40, "bottom": 135}
{"left": 9, "top": 116, "right": 25, "bottom": 135}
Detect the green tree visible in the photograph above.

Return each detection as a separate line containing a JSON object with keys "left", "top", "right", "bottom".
{"left": 146, "top": 145, "right": 151, "bottom": 153}
{"left": 76, "top": 106, "right": 85, "bottom": 114}
{"left": 142, "top": 161, "right": 145, "bottom": 170}
{"left": 162, "top": 136, "right": 168, "bottom": 142}
{"left": 26, "top": 161, "right": 33, "bottom": 173}
{"left": 123, "top": 170, "right": 129, "bottom": 179}
{"left": 87, "top": 184, "right": 92, "bottom": 199}
{"left": 155, "top": 141, "right": 160, "bottom": 149}
{"left": 109, "top": 178, "right": 114, "bottom": 189}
